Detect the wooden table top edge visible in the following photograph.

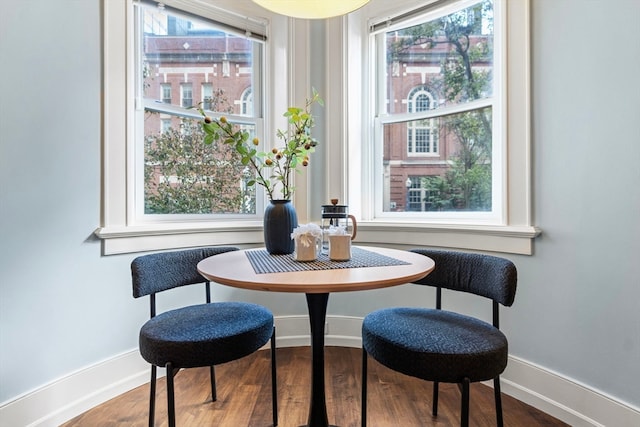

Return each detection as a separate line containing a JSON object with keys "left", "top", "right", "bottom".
{"left": 197, "top": 246, "right": 435, "bottom": 294}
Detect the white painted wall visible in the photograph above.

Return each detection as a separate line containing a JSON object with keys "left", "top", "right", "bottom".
{"left": 1, "top": 0, "right": 639, "bottom": 425}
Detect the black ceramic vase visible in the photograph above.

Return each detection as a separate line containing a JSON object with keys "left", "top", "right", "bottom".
{"left": 264, "top": 199, "right": 298, "bottom": 255}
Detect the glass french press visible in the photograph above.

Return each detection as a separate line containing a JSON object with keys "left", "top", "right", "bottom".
{"left": 320, "top": 199, "right": 357, "bottom": 255}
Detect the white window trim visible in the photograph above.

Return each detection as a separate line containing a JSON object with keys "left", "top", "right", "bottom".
{"left": 98, "top": 0, "right": 539, "bottom": 256}
{"left": 97, "top": 0, "right": 303, "bottom": 255}
{"left": 341, "top": 0, "right": 539, "bottom": 255}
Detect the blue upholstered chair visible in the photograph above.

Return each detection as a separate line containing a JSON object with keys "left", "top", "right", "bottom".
{"left": 131, "top": 247, "right": 277, "bottom": 427}
{"left": 361, "top": 249, "right": 517, "bottom": 427}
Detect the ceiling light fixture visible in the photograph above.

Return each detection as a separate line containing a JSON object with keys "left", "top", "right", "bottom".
{"left": 252, "top": 0, "right": 370, "bottom": 20}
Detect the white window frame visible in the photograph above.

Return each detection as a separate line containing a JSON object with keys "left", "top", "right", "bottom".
{"left": 97, "top": 0, "right": 538, "bottom": 256}
{"left": 374, "top": 0, "right": 501, "bottom": 223}
{"left": 97, "top": 0, "right": 297, "bottom": 255}
{"left": 342, "top": 0, "right": 539, "bottom": 255}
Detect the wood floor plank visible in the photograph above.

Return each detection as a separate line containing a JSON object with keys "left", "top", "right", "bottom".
{"left": 61, "top": 347, "right": 569, "bottom": 427}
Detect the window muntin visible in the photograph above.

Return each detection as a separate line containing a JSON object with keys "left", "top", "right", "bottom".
{"left": 136, "top": 4, "right": 264, "bottom": 218}
{"left": 374, "top": 0, "right": 498, "bottom": 217}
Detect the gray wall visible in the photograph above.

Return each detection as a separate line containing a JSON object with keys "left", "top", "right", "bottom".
{"left": 1, "top": 0, "right": 639, "bottom": 413}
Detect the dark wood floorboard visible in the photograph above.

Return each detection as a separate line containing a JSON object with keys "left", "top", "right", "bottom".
{"left": 61, "top": 346, "right": 569, "bottom": 427}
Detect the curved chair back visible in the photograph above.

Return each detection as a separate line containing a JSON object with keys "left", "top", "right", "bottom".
{"left": 410, "top": 249, "right": 517, "bottom": 307}
{"left": 132, "top": 246, "right": 238, "bottom": 298}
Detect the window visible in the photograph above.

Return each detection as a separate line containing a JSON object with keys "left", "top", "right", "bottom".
{"left": 407, "top": 87, "right": 438, "bottom": 155}
{"left": 161, "top": 118, "right": 172, "bottom": 134}
{"left": 98, "top": 0, "right": 282, "bottom": 255}
{"left": 343, "top": 0, "right": 538, "bottom": 254}
{"left": 137, "top": 3, "right": 264, "bottom": 217}
{"left": 406, "top": 176, "right": 433, "bottom": 212}
{"left": 240, "top": 87, "right": 253, "bottom": 116}
{"left": 375, "top": 0, "right": 496, "bottom": 217}
{"left": 202, "top": 83, "right": 213, "bottom": 110}
{"left": 180, "top": 83, "right": 193, "bottom": 108}
{"left": 161, "top": 83, "right": 172, "bottom": 104}
{"left": 99, "top": 0, "right": 537, "bottom": 255}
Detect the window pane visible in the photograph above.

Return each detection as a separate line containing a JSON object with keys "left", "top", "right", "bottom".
{"left": 382, "top": 107, "right": 492, "bottom": 212}
{"left": 144, "top": 118, "right": 256, "bottom": 214}
{"left": 139, "top": 6, "right": 261, "bottom": 215}
{"left": 384, "top": 0, "right": 493, "bottom": 115}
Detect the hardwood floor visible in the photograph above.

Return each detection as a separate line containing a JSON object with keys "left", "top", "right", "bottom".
{"left": 62, "top": 346, "right": 568, "bottom": 427}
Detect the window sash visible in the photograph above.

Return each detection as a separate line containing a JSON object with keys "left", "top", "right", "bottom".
{"left": 135, "top": 0, "right": 268, "bottom": 41}
{"left": 371, "top": 0, "right": 502, "bottom": 222}
{"left": 133, "top": 1, "right": 266, "bottom": 223}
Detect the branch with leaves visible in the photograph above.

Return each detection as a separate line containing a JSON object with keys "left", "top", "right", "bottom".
{"left": 194, "top": 89, "right": 323, "bottom": 200}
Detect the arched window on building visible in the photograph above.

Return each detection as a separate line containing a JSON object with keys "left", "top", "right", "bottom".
{"left": 407, "top": 86, "right": 438, "bottom": 155}
{"left": 240, "top": 87, "right": 253, "bottom": 116}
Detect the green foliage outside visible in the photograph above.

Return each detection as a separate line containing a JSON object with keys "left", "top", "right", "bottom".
{"left": 144, "top": 120, "right": 255, "bottom": 214}
{"left": 144, "top": 87, "right": 257, "bottom": 215}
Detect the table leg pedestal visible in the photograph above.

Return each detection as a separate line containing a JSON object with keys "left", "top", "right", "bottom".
{"left": 304, "top": 293, "right": 337, "bottom": 427}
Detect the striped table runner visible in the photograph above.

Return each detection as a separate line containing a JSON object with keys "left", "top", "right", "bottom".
{"left": 246, "top": 247, "right": 409, "bottom": 274}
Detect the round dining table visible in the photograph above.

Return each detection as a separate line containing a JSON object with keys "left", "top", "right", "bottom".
{"left": 197, "top": 245, "right": 435, "bottom": 427}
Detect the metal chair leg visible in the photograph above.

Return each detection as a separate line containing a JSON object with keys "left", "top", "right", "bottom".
{"left": 432, "top": 381, "right": 439, "bottom": 416}
{"left": 149, "top": 365, "right": 157, "bottom": 427}
{"left": 271, "top": 326, "right": 278, "bottom": 426}
{"left": 494, "top": 377, "right": 504, "bottom": 427}
{"left": 166, "top": 363, "right": 176, "bottom": 427}
{"left": 210, "top": 365, "right": 216, "bottom": 402}
{"left": 461, "top": 378, "right": 470, "bottom": 427}
{"left": 361, "top": 348, "right": 368, "bottom": 427}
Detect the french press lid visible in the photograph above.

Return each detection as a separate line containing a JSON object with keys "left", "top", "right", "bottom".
{"left": 321, "top": 199, "right": 348, "bottom": 218}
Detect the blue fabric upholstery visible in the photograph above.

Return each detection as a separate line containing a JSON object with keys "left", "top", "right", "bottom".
{"left": 409, "top": 249, "right": 517, "bottom": 307}
{"left": 361, "top": 249, "right": 517, "bottom": 426}
{"left": 131, "top": 246, "right": 238, "bottom": 298}
{"left": 362, "top": 307, "right": 507, "bottom": 383}
{"left": 132, "top": 246, "right": 275, "bottom": 368}
{"left": 139, "top": 301, "right": 274, "bottom": 368}
{"left": 130, "top": 246, "right": 278, "bottom": 426}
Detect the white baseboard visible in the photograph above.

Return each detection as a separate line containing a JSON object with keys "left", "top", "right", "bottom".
{"left": 1, "top": 316, "right": 638, "bottom": 427}
{"left": 501, "top": 356, "right": 640, "bottom": 427}
{"left": 0, "top": 351, "right": 150, "bottom": 427}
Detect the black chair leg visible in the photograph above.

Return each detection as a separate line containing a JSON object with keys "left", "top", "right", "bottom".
{"left": 494, "top": 377, "right": 504, "bottom": 427}
{"left": 461, "top": 378, "right": 470, "bottom": 427}
{"left": 271, "top": 326, "right": 278, "bottom": 427}
{"left": 149, "top": 365, "right": 157, "bottom": 427}
{"left": 432, "top": 381, "right": 439, "bottom": 416}
{"left": 361, "top": 348, "right": 367, "bottom": 427}
{"left": 166, "top": 362, "right": 176, "bottom": 427}
{"left": 210, "top": 365, "right": 217, "bottom": 402}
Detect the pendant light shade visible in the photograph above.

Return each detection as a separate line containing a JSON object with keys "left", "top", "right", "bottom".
{"left": 252, "top": 0, "right": 370, "bottom": 19}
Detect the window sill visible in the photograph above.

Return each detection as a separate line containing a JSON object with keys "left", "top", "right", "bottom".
{"left": 355, "top": 222, "right": 541, "bottom": 255}
{"left": 95, "top": 221, "right": 540, "bottom": 256}
{"left": 94, "top": 221, "right": 264, "bottom": 255}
